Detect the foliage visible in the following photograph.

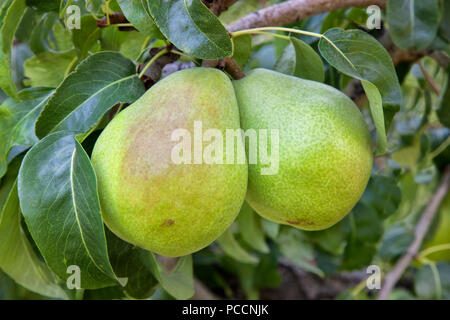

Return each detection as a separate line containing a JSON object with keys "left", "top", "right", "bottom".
{"left": 0, "top": 0, "right": 449, "bottom": 300}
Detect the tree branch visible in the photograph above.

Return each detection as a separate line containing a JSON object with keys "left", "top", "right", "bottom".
{"left": 96, "top": 13, "right": 136, "bottom": 31}
{"left": 226, "top": 0, "right": 386, "bottom": 32}
{"left": 138, "top": 47, "right": 179, "bottom": 89}
{"left": 378, "top": 166, "right": 450, "bottom": 300}
{"left": 203, "top": 0, "right": 240, "bottom": 16}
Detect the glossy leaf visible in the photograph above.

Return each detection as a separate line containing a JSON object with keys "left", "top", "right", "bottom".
{"left": 275, "top": 37, "right": 324, "bottom": 82}
{"left": 0, "top": 88, "right": 53, "bottom": 178}
{"left": 35, "top": 51, "right": 145, "bottom": 139}
{"left": 117, "top": 0, "right": 163, "bottom": 39}
{"left": 106, "top": 230, "right": 159, "bottom": 299}
{"left": 387, "top": 0, "right": 440, "bottom": 50}
{"left": 0, "top": 0, "right": 27, "bottom": 98}
{"left": 141, "top": 253, "right": 194, "bottom": 300}
{"left": 0, "top": 181, "right": 68, "bottom": 299}
{"left": 147, "top": 0, "right": 232, "bottom": 59}
{"left": 18, "top": 132, "right": 119, "bottom": 289}
{"left": 362, "top": 175, "right": 402, "bottom": 219}
{"left": 318, "top": 28, "right": 402, "bottom": 154}
{"left": 318, "top": 28, "right": 402, "bottom": 105}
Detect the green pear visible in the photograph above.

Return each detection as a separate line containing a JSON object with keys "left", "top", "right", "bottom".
{"left": 91, "top": 68, "right": 247, "bottom": 257}
{"left": 233, "top": 69, "right": 373, "bottom": 230}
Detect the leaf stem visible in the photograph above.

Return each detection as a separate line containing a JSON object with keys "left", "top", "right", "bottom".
{"left": 232, "top": 26, "right": 322, "bottom": 39}
{"left": 114, "top": 23, "right": 134, "bottom": 28}
{"left": 139, "top": 48, "right": 169, "bottom": 78}
{"left": 170, "top": 49, "right": 200, "bottom": 65}
{"left": 430, "top": 137, "right": 450, "bottom": 160}
{"left": 350, "top": 278, "right": 368, "bottom": 299}
{"left": 418, "top": 243, "right": 450, "bottom": 259}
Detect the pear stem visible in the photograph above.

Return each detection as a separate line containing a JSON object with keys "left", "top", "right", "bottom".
{"left": 139, "top": 48, "right": 169, "bottom": 78}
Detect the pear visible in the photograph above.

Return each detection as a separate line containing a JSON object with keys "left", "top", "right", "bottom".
{"left": 233, "top": 69, "right": 373, "bottom": 230}
{"left": 91, "top": 68, "right": 247, "bottom": 257}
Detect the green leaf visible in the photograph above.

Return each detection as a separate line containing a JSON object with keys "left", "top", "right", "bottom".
{"left": 26, "top": 0, "right": 60, "bottom": 12}
{"left": 275, "top": 37, "right": 324, "bottom": 82}
{"left": 0, "top": 0, "right": 27, "bottom": 98}
{"left": 261, "top": 217, "right": 279, "bottom": 240}
{"left": 141, "top": 253, "right": 194, "bottom": 300}
{"left": 119, "top": 30, "right": 150, "bottom": 61}
{"left": 0, "top": 88, "right": 53, "bottom": 178}
{"left": 85, "top": 0, "right": 102, "bottom": 15}
{"left": 361, "top": 80, "right": 386, "bottom": 155}
{"left": 147, "top": 0, "right": 232, "bottom": 59}
{"left": 439, "top": 0, "right": 450, "bottom": 43}
{"left": 306, "top": 222, "right": 346, "bottom": 255}
{"left": 72, "top": 15, "right": 101, "bottom": 59}
{"left": 237, "top": 203, "right": 269, "bottom": 254}
{"left": 362, "top": 175, "right": 402, "bottom": 219}
{"left": 341, "top": 203, "right": 383, "bottom": 270}
{"left": 275, "top": 227, "right": 324, "bottom": 276}
{"left": 318, "top": 28, "right": 402, "bottom": 154}
{"left": 24, "top": 50, "right": 76, "bottom": 87}
{"left": 15, "top": 7, "right": 37, "bottom": 43}
{"left": 100, "top": 26, "right": 127, "bottom": 51}
{"left": 106, "top": 230, "right": 159, "bottom": 299}
{"left": 0, "top": 181, "right": 68, "bottom": 299}
{"left": 378, "top": 224, "right": 414, "bottom": 260}
{"left": 117, "top": 0, "right": 163, "bottom": 39}
{"left": 318, "top": 28, "right": 402, "bottom": 106}
{"left": 415, "top": 263, "right": 450, "bottom": 300}
{"left": 346, "top": 7, "right": 369, "bottom": 26}
{"left": 17, "top": 131, "right": 120, "bottom": 289}
{"left": 320, "top": 9, "right": 348, "bottom": 33}
{"left": 437, "top": 67, "right": 450, "bottom": 128}
{"left": 232, "top": 34, "right": 252, "bottom": 69}
{"left": 35, "top": 51, "right": 145, "bottom": 139}
{"left": 52, "top": 21, "right": 73, "bottom": 51}
{"left": 0, "top": 150, "right": 22, "bottom": 210}
{"left": 29, "top": 12, "right": 58, "bottom": 55}
{"left": 216, "top": 227, "right": 259, "bottom": 264}
{"left": 387, "top": 0, "right": 440, "bottom": 50}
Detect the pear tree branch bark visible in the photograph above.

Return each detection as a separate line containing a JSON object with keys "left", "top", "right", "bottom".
{"left": 377, "top": 166, "right": 450, "bottom": 300}
{"left": 202, "top": 0, "right": 240, "bottom": 15}
{"left": 226, "top": 0, "right": 386, "bottom": 32}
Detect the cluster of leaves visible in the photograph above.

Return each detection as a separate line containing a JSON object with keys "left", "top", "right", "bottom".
{"left": 0, "top": 0, "right": 449, "bottom": 300}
